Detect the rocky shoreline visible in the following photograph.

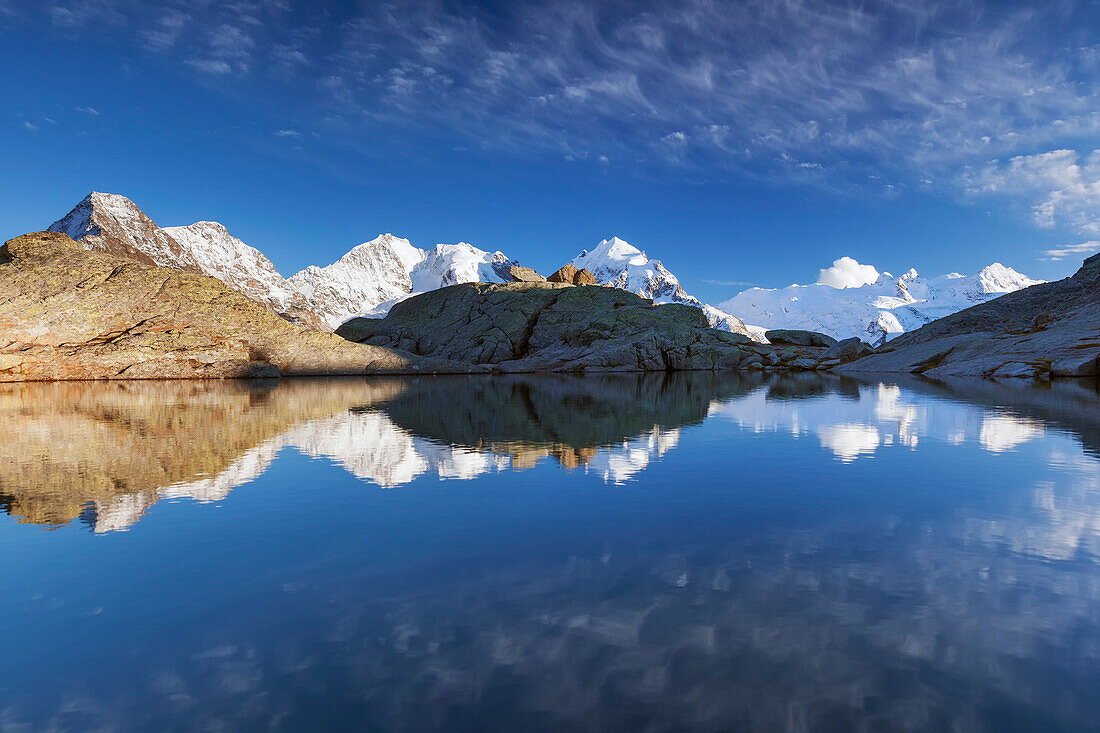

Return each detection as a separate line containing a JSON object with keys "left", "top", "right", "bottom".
{"left": 0, "top": 231, "right": 1096, "bottom": 382}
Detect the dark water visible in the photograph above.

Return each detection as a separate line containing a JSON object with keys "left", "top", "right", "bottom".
{"left": 2, "top": 373, "right": 1099, "bottom": 731}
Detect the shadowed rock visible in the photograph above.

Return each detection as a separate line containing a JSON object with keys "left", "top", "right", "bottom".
{"left": 822, "top": 337, "right": 875, "bottom": 363}
{"left": 765, "top": 329, "right": 839, "bottom": 348}
{"left": 338, "top": 281, "right": 760, "bottom": 372}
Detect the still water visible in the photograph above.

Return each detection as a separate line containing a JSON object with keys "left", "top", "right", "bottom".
{"left": 1, "top": 373, "right": 1099, "bottom": 731}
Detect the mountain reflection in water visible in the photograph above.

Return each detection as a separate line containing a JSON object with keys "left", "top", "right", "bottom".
{"left": 1, "top": 374, "right": 1098, "bottom": 535}
{"left": 2, "top": 374, "right": 1100, "bottom": 730}
{"left": 0, "top": 373, "right": 749, "bottom": 531}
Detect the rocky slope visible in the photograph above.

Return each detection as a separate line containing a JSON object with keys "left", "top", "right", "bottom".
{"left": 838, "top": 253, "right": 1100, "bottom": 378}
{"left": 335, "top": 282, "right": 844, "bottom": 373}
{"left": 570, "top": 237, "right": 753, "bottom": 337}
{"left": 720, "top": 263, "right": 1043, "bottom": 345}
{"left": 0, "top": 232, "right": 469, "bottom": 381}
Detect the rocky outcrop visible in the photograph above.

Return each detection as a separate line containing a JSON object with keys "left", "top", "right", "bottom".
{"left": 0, "top": 232, "right": 472, "bottom": 381}
{"left": 336, "top": 282, "right": 840, "bottom": 373}
{"left": 822, "top": 336, "right": 875, "bottom": 363}
{"left": 574, "top": 268, "right": 598, "bottom": 285}
{"left": 839, "top": 253, "right": 1100, "bottom": 379}
{"left": 506, "top": 265, "right": 545, "bottom": 283}
{"left": 765, "top": 329, "right": 838, "bottom": 348}
{"left": 548, "top": 264, "right": 598, "bottom": 285}
{"left": 547, "top": 264, "right": 579, "bottom": 283}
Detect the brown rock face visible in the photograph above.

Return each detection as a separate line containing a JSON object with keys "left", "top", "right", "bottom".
{"left": 547, "top": 265, "right": 598, "bottom": 285}
{"left": 507, "top": 265, "right": 546, "bottom": 282}
{"left": 547, "top": 264, "right": 579, "bottom": 283}
{"left": 573, "top": 268, "right": 598, "bottom": 285}
{"left": 0, "top": 232, "right": 473, "bottom": 381}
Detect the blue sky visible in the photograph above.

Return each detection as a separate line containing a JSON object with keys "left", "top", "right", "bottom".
{"left": 2, "top": 0, "right": 1099, "bottom": 303}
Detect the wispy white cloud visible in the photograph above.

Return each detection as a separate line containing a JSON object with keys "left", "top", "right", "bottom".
{"left": 1040, "top": 241, "right": 1100, "bottom": 261}
{"left": 74, "top": 105, "right": 99, "bottom": 115}
{"left": 274, "top": 129, "right": 300, "bottom": 138}
{"left": 141, "top": 8, "right": 188, "bottom": 52}
{"left": 185, "top": 58, "right": 233, "bottom": 75}
{"left": 702, "top": 278, "right": 755, "bottom": 287}
{"left": 967, "top": 149, "right": 1100, "bottom": 235}
{"left": 22, "top": 120, "right": 37, "bottom": 131}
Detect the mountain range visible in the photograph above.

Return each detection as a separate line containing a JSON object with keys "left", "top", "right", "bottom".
{"left": 46, "top": 193, "right": 1041, "bottom": 342}
{"left": 720, "top": 264, "right": 1043, "bottom": 345}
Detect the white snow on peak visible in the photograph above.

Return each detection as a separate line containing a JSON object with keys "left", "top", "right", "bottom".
{"left": 718, "top": 260, "right": 1043, "bottom": 346}
{"left": 162, "top": 221, "right": 300, "bottom": 314}
{"left": 49, "top": 192, "right": 204, "bottom": 273}
{"left": 288, "top": 234, "right": 517, "bottom": 329}
{"left": 570, "top": 236, "right": 754, "bottom": 338}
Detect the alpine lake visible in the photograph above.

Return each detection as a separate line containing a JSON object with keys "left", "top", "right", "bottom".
{"left": 2, "top": 372, "right": 1099, "bottom": 731}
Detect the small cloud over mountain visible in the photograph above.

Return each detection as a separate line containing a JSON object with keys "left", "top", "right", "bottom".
{"left": 817, "top": 257, "right": 880, "bottom": 289}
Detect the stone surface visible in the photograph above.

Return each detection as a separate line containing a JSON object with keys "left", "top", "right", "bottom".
{"left": 547, "top": 264, "right": 579, "bottom": 283}
{"left": 822, "top": 337, "right": 876, "bottom": 363}
{"left": 789, "top": 357, "right": 820, "bottom": 370}
{"left": 765, "top": 329, "right": 839, "bottom": 348}
{"left": 574, "top": 268, "right": 598, "bottom": 285}
{"left": 0, "top": 232, "right": 472, "bottom": 381}
{"left": 507, "top": 265, "right": 546, "bottom": 283}
{"left": 339, "top": 281, "right": 770, "bottom": 372}
{"left": 839, "top": 252, "right": 1100, "bottom": 378}
{"left": 546, "top": 264, "right": 597, "bottom": 285}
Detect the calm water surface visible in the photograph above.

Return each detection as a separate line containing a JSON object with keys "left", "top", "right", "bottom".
{"left": 1, "top": 373, "right": 1099, "bottom": 731}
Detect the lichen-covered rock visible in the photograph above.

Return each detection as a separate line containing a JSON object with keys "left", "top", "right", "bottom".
{"left": 341, "top": 281, "right": 757, "bottom": 372}
{"left": 765, "top": 329, "right": 839, "bottom": 348}
{"left": 839, "top": 252, "right": 1100, "bottom": 379}
{"left": 507, "top": 265, "right": 545, "bottom": 283}
{"left": 0, "top": 232, "right": 469, "bottom": 381}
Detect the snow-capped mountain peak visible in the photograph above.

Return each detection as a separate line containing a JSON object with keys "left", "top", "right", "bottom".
{"left": 49, "top": 193, "right": 325, "bottom": 328}
{"left": 569, "top": 236, "right": 753, "bottom": 338}
{"left": 49, "top": 192, "right": 203, "bottom": 273}
{"left": 159, "top": 220, "right": 321, "bottom": 326}
{"left": 287, "top": 235, "right": 518, "bottom": 328}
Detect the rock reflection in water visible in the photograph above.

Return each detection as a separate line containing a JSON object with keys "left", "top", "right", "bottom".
{"left": 0, "top": 373, "right": 758, "bottom": 532}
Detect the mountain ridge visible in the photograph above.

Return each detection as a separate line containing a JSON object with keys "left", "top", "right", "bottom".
{"left": 719, "top": 263, "right": 1044, "bottom": 345}
{"left": 46, "top": 193, "right": 1042, "bottom": 345}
